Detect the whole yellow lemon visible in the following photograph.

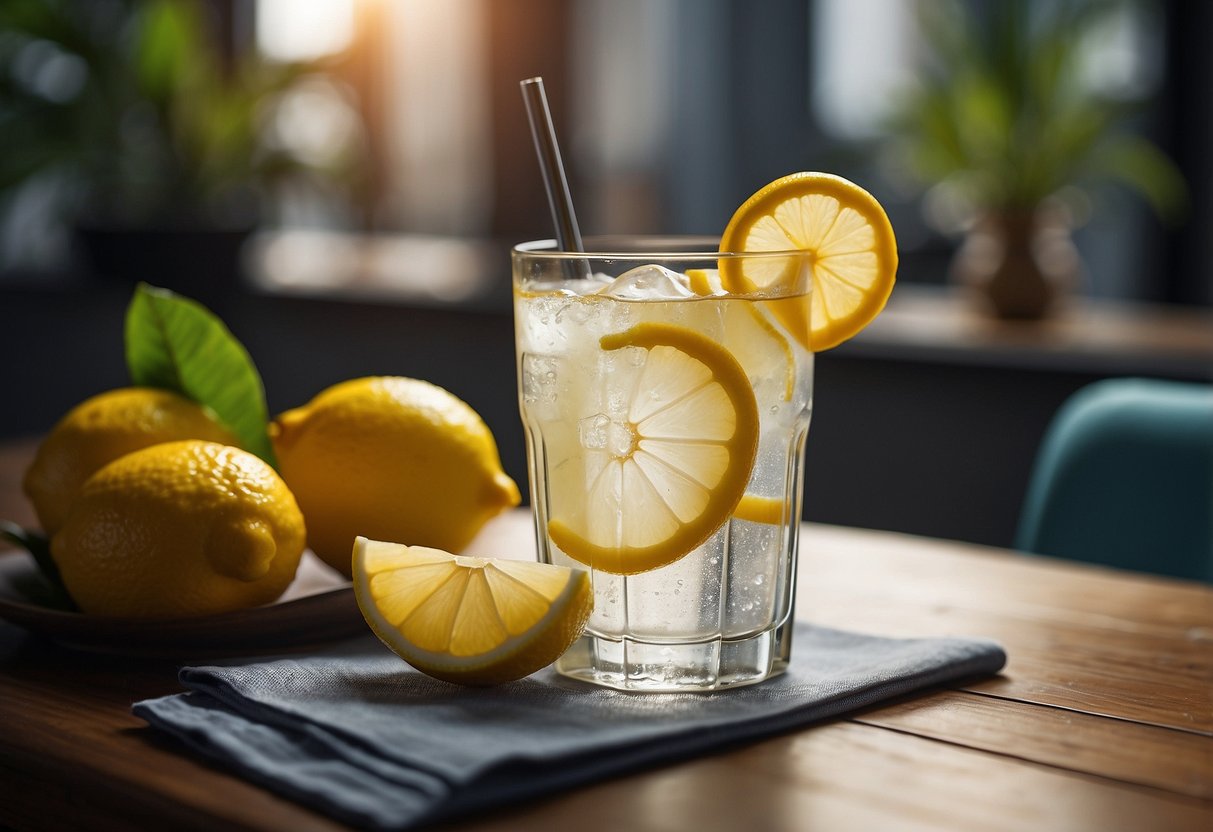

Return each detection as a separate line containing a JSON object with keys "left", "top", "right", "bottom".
{"left": 269, "top": 377, "right": 520, "bottom": 577}
{"left": 51, "top": 440, "right": 305, "bottom": 618}
{"left": 23, "top": 387, "right": 238, "bottom": 536}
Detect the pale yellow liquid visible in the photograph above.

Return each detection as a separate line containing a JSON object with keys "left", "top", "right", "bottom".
{"left": 514, "top": 278, "right": 813, "bottom": 689}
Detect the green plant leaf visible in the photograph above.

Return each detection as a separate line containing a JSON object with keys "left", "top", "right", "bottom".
{"left": 885, "top": 0, "right": 1180, "bottom": 221}
{"left": 1085, "top": 134, "right": 1189, "bottom": 222}
{"left": 136, "top": 0, "right": 204, "bottom": 100}
{"left": 125, "top": 283, "right": 277, "bottom": 467}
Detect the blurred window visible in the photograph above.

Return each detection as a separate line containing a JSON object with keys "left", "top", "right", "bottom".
{"left": 811, "top": 0, "right": 915, "bottom": 140}
{"left": 256, "top": 0, "right": 355, "bottom": 63}
{"left": 383, "top": 0, "right": 492, "bottom": 236}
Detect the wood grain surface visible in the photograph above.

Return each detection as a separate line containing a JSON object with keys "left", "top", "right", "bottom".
{"left": 0, "top": 439, "right": 1210, "bottom": 832}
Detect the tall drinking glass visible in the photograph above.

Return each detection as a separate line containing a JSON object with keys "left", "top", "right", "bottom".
{"left": 513, "top": 237, "right": 813, "bottom": 691}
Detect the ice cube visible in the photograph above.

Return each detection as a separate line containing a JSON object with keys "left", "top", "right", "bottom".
{"left": 578, "top": 413, "right": 610, "bottom": 449}
{"left": 521, "top": 354, "right": 560, "bottom": 405}
{"left": 597, "top": 265, "right": 695, "bottom": 300}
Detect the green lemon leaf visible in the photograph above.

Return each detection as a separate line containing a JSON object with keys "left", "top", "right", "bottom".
{"left": 0, "top": 520, "right": 76, "bottom": 610}
{"left": 125, "top": 283, "right": 277, "bottom": 467}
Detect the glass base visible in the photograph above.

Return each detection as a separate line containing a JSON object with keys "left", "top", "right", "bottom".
{"left": 554, "top": 620, "right": 794, "bottom": 692}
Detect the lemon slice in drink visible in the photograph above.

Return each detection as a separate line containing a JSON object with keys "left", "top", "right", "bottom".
{"left": 686, "top": 268, "right": 795, "bottom": 401}
{"left": 548, "top": 322, "right": 759, "bottom": 575}
{"left": 720, "top": 172, "right": 897, "bottom": 352}
{"left": 686, "top": 269, "right": 796, "bottom": 527}
{"left": 353, "top": 537, "right": 592, "bottom": 685}
{"left": 733, "top": 494, "right": 785, "bottom": 525}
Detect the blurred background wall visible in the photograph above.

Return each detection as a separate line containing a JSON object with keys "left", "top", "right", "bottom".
{"left": 1, "top": 0, "right": 1210, "bottom": 548}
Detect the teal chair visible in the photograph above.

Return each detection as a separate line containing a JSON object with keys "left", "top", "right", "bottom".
{"left": 1015, "top": 378, "right": 1213, "bottom": 583}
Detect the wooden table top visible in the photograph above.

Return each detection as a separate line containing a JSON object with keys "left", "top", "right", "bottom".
{"left": 0, "top": 438, "right": 1210, "bottom": 831}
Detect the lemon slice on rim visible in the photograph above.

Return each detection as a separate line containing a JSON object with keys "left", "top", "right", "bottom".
{"left": 547, "top": 322, "right": 759, "bottom": 575}
{"left": 720, "top": 172, "right": 897, "bottom": 352}
{"left": 353, "top": 537, "right": 592, "bottom": 685}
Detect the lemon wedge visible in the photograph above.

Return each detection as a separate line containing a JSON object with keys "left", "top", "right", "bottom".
{"left": 353, "top": 537, "right": 592, "bottom": 685}
{"left": 547, "top": 322, "right": 759, "bottom": 575}
{"left": 720, "top": 172, "right": 897, "bottom": 352}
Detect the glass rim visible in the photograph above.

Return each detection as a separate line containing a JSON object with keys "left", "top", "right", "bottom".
{"left": 512, "top": 235, "right": 807, "bottom": 261}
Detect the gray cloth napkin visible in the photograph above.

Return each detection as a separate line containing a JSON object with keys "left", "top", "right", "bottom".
{"left": 134, "top": 624, "right": 1005, "bottom": 830}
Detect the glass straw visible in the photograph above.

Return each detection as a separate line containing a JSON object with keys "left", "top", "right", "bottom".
{"left": 520, "top": 77, "right": 589, "bottom": 273}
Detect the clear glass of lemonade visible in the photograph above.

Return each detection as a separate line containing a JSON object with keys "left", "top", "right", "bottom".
{"left": 513, "top": 237, "right": 813, "bottom": 691}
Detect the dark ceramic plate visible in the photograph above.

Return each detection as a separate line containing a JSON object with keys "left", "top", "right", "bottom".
{"left": 0, "top": 550, "right": 364, "bottom": 658}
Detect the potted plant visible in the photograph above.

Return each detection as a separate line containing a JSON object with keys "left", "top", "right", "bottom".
{"left": 0, "top": 0, "right": 360, "bottom": 305}
{"left": 884, "top": 0, "right": 1185, "bottom": 319}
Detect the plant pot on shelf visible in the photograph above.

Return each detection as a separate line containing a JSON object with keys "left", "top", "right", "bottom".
{"left": 74, "top": 222, "right": 255, "bottom": 313}
{"left": 950, "top": 210, "right": 1082, "bottom": 321}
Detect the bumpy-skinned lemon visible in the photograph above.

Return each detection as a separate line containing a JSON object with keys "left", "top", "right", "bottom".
{"left": 23, "top": 387, "right": 238, "bottom": 537}
{"left": 270, "top": 377, "right": 520, "bottom": 577}
{"left": 354, "top": 537, "right": 592, "bottom": 686}
{"left": 51, "top": 440, "right": 305, "bottom": 618}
